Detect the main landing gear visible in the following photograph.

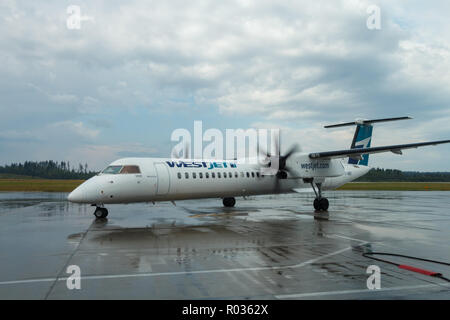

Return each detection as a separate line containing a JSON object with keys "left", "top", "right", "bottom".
{"left": 309, "top": 181, "right": 329, "bottom": 211}
{"left": 93, "top": 206, "right": 108, "bottom": 219}
{"left": 223, "top": 197, "right": 236, "bottom": 207}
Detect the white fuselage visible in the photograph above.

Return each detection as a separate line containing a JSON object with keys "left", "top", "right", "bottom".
{"left": 68, "top": 155, "right": 370, "bottom": 205}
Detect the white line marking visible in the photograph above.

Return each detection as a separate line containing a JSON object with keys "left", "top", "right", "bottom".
{"left": 275, "top": 283, "right": 450, "bottom": 299}
{"left": 0, "top": 246, "right": 356, "bottom": 286}
{"left": 327, "top": 234, "right": 368, "bottom": 244}
{"left": 0, "top": 278, "right": 59, "bottom": 285}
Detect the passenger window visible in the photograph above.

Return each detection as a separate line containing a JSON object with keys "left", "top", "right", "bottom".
{"left": 199, "top": 172, "right": 203, "bottom": 179}
{"left": 228, "top": 172, "right": 232, "bottom": 178}
{"left": 246, "top": 172, "right": 250, "bottom": 178}
{"left": 234, "top": 172, "right": 238, "bottom": 178}
{"left": 256, "top": 172, "right": 260, "bottom": 178}
{"left": 212, "top": 172, "right": 215, "bottom": 178}
{"left": 251, "top": 172, "right": 255, "bottom": 178}
{"left": 240, "top": 172, "right": 244, "bottom": 178}
{"left": 185, "top": 172, "right": 189, "bottom": 179}
{"left": 218, "top": 172, "right": 221, "bottom": 178}
{"left": 206, "top": 172, "right": 209, "bottom": 178}
{"left": 120, "top": 165, "right": 141, "bottom": 174}
{"left": 193, "top": 172, "right": 196, "bottom": 179}
{"left": 177, "top": 173, "right": 182, "bottom": 179}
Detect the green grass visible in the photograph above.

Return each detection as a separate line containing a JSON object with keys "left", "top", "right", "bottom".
{"left": 0, "top": 173, "right": 38, "bottom": 179}
{"left": 337, "top": 182, "right": 450, "bottom": 191}
{"left": 0, "top": 179, "right": 84, "bottom": 192}
{"left": 1, "top": 179, "right": 450, "bottom": 193}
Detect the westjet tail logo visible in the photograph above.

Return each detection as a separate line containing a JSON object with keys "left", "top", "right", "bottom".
{"left": 166, "top": 161, "right": 237, "bottom": 170}
{"left": 355, "top": 137, "right": 371, "bottom": 149}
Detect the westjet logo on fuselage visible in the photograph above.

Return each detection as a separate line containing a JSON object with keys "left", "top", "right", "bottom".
{"left": 166, "top": 161, "right": 237, "bottom": 170}
{"left": 300, "top": 162, "right": 330, "bottom": 170}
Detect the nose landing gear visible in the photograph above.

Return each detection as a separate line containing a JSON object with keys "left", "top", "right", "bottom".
{"left": 93, "top": 206, "right": 108, "bottom": 219}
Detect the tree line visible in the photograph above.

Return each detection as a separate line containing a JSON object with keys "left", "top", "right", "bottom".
{"left": 1, "top": 161, "right": 450, "bottom": 181}
{"left": 0, "top": 161, "right": 98, "bottom": 179}
{"left": 355, "top": 168, "right": 450, "bottom": 182}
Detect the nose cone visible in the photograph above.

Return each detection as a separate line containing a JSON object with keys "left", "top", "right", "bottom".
{"left": 68, "top": 186, "right": 85, "bottom": 203}
{"left": 68, "top": 176, "right": 104, "bottom": 204}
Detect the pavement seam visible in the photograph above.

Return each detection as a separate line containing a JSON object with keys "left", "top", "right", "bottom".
{"left": 0, "top": 244, "right": 356, "bottom": 286}
{"left": 42, "top": 220, "right": 92, "bottom": 300}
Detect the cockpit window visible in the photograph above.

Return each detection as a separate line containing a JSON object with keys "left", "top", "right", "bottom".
{"left": 102, "top": 165, "right": 123, "bottom": 174}
{"left": 101, "top": 165, "right": 141, "bottom": 174}
{"left": 120, "top": 165, "right": 141, "bottom": 174}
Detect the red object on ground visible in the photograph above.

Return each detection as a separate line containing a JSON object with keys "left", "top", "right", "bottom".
{"left": 398, "top": 264, "right": 441, "bottom": 276}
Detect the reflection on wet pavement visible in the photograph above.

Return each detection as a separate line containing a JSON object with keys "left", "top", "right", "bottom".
{"left": 0, "top": 191, "right": 449, "bottom": 299}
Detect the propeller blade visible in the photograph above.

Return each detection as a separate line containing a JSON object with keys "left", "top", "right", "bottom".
{"left": 258, "top": 145, "right": 270, "bottom": 159}
{"left": 258, "top": 130, "right": 300, "bottom": 175}
{"left": 283, "top": 144, "right": 300, "bottom": 159}
{"left": 274, "top": 131, "right": 280, "bottom": 157}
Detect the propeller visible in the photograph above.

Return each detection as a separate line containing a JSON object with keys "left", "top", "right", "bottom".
{"left": 258, "top": 131, "right": 300, "bottom": 192}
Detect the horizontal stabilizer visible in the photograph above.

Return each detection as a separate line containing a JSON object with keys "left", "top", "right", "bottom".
{"left": 309, "top": 139, "right": 450, "bottom": 160}
{"left": 324, "top": 116, "right": 412, "bottom": 128}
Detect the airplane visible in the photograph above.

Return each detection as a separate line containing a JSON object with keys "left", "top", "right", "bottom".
{"left": 68, "top": 117, "right": 450, "bottom": 219}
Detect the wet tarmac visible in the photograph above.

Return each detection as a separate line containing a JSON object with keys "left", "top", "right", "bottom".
{"left": 0, "top": 191, "right": 449, "bottom": 299}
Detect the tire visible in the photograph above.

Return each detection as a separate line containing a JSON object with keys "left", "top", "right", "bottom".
{"left": 319, "top": 198, "right": 329, "bottom": 211}
{"left": 94, "top": 208, "right": 108, "bottom": 218}
{"left": 223, "top": 197, "right": 236, "bottom": 207}
{"left": 313, "top": 198, "right": 320, "bottom": 210}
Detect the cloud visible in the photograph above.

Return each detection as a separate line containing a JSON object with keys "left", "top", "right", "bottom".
{"left": 0, "top": 130, "right": 40, "bottom": 143}
{"left": 66, "top": 143, "right": 160, "bottom": 169}
{"left": 50, "top": 121, "right": 100, "bottom": 139}
{"left": 0, "top": 1, "right": 450, "bottom": 170}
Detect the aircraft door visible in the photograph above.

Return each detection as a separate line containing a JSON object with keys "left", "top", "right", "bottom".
{"left": 154, "top": 163, "right": 170, "bottom": 195}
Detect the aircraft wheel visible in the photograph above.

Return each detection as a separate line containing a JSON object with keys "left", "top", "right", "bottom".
{"left": 94, "top": 207, "right": 108, "bottom": 219}
{"left": 223, "top": 197, "right": 236, "bottom": 207}
{"left": 319, "top": 198, "right": 329, "bottom": 211}
{"left": 313, "top": 198, "right": 320, "bottom": 210}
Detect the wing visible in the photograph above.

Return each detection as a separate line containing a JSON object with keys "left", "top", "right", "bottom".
{"left": 309, "top": 140, "right": 450, "bottom": 160}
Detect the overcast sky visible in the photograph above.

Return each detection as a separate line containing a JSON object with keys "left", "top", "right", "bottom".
{"left": 1, "top": 0, "right": 450, "bottom": 171}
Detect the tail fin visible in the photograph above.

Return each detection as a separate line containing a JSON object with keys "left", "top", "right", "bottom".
{"left": 348, "top": 123, "right": 373, "bottom": 165}
{"left": 324, "top": 116, "right": 412, "bottom": 166}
